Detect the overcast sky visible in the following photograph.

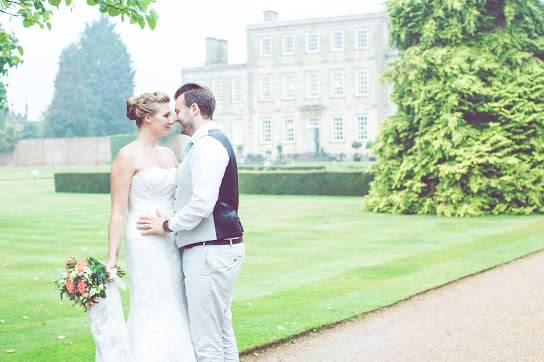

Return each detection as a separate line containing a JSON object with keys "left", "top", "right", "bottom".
{"left": 4, "top": 0, "right": 385, "bottom": 120}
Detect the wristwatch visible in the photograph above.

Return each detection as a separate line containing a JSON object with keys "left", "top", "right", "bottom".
{"left": 162, "top": 219, "right": 173, "bottom": 233}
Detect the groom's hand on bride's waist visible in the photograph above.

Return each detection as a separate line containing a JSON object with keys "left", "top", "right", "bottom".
{"left": 137, "top": 209, "right": 168, "bottom": 236}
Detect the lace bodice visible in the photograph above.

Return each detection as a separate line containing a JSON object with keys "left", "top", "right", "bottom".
{"left": 128, "top": 166, "right": 176, "bottom": 212}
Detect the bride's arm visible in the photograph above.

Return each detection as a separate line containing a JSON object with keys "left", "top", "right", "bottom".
{"left": 107, "top": 150, "right": 134, "bottom": 276}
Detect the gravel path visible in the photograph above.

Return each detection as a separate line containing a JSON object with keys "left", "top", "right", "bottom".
{"left": 242, "top": 251, "right": 544, "bottom": 362}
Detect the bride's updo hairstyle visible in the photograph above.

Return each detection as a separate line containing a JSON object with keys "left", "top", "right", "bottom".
{"left": 126, "top": 91, "right": 170, "bottom": 127}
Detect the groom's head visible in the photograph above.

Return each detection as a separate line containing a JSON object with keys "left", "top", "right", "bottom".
{"left": 174, "top": 83, "right": 216, "bottom": 136}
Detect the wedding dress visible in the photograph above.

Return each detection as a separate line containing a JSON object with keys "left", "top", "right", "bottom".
{"left": 88, "top": 166, "right": 195, "bottom": 362}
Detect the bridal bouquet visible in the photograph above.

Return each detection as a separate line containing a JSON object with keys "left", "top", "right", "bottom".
{"left": 55, "top": 257, "right": 125, "bottom": 311}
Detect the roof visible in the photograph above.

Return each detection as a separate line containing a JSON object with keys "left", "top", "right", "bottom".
{"left": 247, "top": 12, "right": 387, "bottom": 30}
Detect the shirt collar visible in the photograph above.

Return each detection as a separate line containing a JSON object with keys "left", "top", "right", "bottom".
{"left": 190, "top": 120, "right": 218, "bottom": 143}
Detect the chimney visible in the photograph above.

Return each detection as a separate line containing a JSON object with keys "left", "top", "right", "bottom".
{"left": 263, "top": 10, "right": 279, "bottom": 22}
{"left": 206, "top": 37, "right": 228, "bottom": 65}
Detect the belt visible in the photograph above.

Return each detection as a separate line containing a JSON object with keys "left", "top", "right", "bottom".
{"left": 182, "top": 236, "right": 243, "bottom": 249}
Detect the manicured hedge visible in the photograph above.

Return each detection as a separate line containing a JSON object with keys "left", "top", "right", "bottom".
{"left": 55, "top": 171, "right": 373, "bottom": 196}
{"left": 238, "top": 165, "right": 326, "bottom": 171}
{"left": 54, "top": 173, "right": 110, "bottom": 193}
{"left": 238, "top": 171, "right": 373, "bottom": 196}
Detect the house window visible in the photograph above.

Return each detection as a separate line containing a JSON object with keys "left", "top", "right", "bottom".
{"left": 355, "top": 70, "right": 370, "bottom": 96}
{"left": 282, "top": 34, "right": 295, "bottom": 55}
{"left": 282, "top": 73, "right": 296, "bottom": 100}
{"left": 260, "top": 119, "right": 272, "bottom": 144}
{"left": 283, "top": 118, "right": 295, "bottom": 143}
{"left": 331, "top": 116, "right": 344, "bottom": 142}
{"left": 260, "top": 76, "right": 272, "bottom": 101}
{"left": 330, "top": 31, "right": 344, "bottom": 51}
{"left": 232, "top": 121, "right": 244, "bottom": 145}
{"left": 356, "top": 115, "right": 369, "bottom": 142}
{"left": 307, "top": 117, "right": 319, "bottom": 128}
{"left": 211, "top": 80, "right": 223, "bottom": 104}
{"left": 306, "top": 33, "right": 319, "bottom": 53}
{"left": 306, "top": 72, "right": 320, "bottom": 99}
{"left": 260, "top": 36, "right": 272, "bottom": 57}
{"left": 331, "top": 71, "right": 344, "bottom": 98}
{"left": 231, "top": 78, "right": 242, "bottom": 103}
{"left": 355, "top": 28, "right": 369, "bottom": 49}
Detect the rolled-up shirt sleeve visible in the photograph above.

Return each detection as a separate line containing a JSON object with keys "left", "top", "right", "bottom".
{"left": 168, "top": 136, "right": 229, "bottom": 232}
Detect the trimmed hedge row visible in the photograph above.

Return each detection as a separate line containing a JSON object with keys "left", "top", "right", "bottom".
{"left": 238, "top": 165, "right": 326, "bottom": 171}
{"left": 239, "top": 171, "right": 373, "bottom": 196}
{"left": 55, "top": 171, "right": 373, "bottom": 196}
{"left": 55, "top": 173, "right": 110, "bottom": 193}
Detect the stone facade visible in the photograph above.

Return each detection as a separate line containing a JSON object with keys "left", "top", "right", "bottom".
{"left": 181, "top": 11, "right": 397, "bottom": 159}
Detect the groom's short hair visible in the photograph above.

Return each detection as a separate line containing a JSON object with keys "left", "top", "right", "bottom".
{"left": 174, "top": 83, "right": 215, "bottom": 120}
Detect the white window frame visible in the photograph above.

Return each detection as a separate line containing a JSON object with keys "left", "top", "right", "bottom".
{"left": 330, "top": 31, "right": 344, "bottom": 52}
{"left": 331, "top": 116, "right": 344, "bottom": 143}
{"left": 305, "top": 33, "right": 320, "bottom": 54}
{"left": 355, "top": 28, "right": 369, "bottom": 49}
{"left": 232, "top": 120, "right": 244, "bottom": 146}
{"left": 281, "top": 73, "right": 296, "bottom": 100}
{"left": 211, "top": 80, "right": 223, "bottom": 104}
{"left": 305, "top": 72, "right": 320, "bottom": 99}
{"left": 259, "top": 76, "right": 272, "bottom": 101}
{"left": 231, "top": 78, "right": 242, "bottom": 104}
{"left": 282, "top": 34, "right": 295, "bottom": 55}
{"left": 355, "top": 70, "right": 370, "bottom": 97}
{"left": 259, "top": 36, "right": 272, "bottom": 57}
{"left": 260, "top": 119, "right": 272, "bottom": 144}
{"left": 283, "top": 118, "right": 295, "bottom": 144}
{"left": 356, "top": 115, "right": 369, "bottom": 142}
{"left": 306, "top": 117, "right": 319, "bottom": 128}
{"left": 330, "top": 71, "right": 344, "bottom": 98}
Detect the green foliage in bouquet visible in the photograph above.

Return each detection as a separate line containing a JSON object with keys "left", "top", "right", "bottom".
{"left": 364, "top": 0, "right": 544, "bottom": 216}
{"left": 87, "top": 257, "right": 109, "bottom": 292}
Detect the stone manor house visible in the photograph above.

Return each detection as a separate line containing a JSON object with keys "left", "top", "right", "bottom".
{"left": 181, "top": 10, "right": 397, "bottom": 160}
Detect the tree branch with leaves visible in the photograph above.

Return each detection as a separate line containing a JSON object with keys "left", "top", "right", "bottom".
{"left": 0, "top": 0, "right": 157, "bottom": 150}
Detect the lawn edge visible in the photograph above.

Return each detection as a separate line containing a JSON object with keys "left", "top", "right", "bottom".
{"left": 240, "top": 247, "right": 544, "bottom": 357}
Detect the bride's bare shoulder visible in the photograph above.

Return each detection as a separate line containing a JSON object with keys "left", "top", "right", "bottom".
{"left": 158, "top": 145, "right": 178, "bottom": 166}
{"left": 112, "top": 141, "right": 140, "bottom": 170}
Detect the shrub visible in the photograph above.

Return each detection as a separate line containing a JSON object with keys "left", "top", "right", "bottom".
{"left": 365, "top": 0, "right": 544, "bottom": 216}
{"left": 55, "top": 173, "right": 110, "bottom": 193}
{"left": 55, "top": 171, "right": 373, "bottom": 197}
{"left": 239, "top": 171, "right": 373, "bottom": 196}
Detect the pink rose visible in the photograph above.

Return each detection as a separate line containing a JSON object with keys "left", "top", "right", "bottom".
{"left": 77, "top": 280, "right": 87, "bottom": 295}
{"left": 65, "top": 279, "right": 76, "bottom": 294}
{"left": 75, "top": 259, "right": 87, "bottom": 273}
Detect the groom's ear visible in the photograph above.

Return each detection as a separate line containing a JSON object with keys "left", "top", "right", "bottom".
{"left": 191, "top": 103, "right": 200, "bottom": 116}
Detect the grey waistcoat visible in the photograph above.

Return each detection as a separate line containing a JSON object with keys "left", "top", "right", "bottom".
{"left": 173, "top": 130, "right": 243, "bottom": 248}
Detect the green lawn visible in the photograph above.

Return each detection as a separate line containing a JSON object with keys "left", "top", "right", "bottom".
{"left": 0, "top": 166, "right": 543, "bottom": 361}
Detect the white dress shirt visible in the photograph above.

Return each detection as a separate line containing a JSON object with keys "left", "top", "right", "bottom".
{"left": 168, "top": 121, "right": 230, "bottom": 232}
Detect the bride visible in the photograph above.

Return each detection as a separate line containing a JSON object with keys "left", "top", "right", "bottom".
{"left": 100, "top": 91, "right": 196, "bottom": 361}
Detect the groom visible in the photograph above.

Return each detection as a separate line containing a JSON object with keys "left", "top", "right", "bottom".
{"left": 137, "top": 83, "right": 245, "bottom": 362}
